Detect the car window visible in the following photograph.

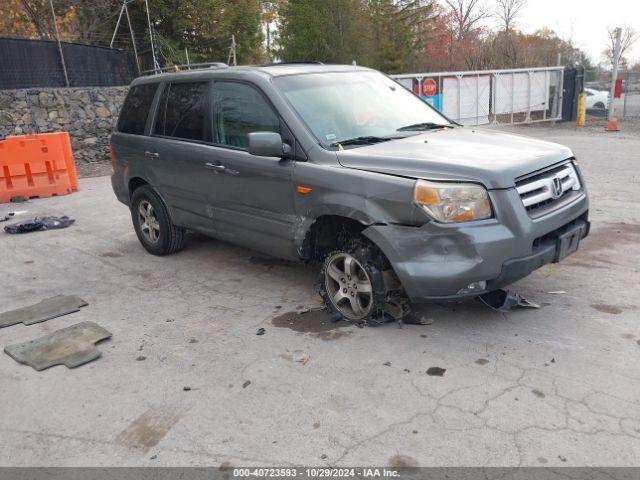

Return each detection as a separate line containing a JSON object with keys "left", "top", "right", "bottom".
{"left": 154, "top": 82, "right": 210, "bottom": 142}
{"left": 118, "top": 84, "right": 157, "bottom": 135}
{"left": 212, "top": 82, "right": 279, "bottom": 149}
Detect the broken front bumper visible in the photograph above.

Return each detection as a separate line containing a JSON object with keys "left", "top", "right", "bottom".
{"left": 363, "top": 187, "right": 589, "bottom": 303}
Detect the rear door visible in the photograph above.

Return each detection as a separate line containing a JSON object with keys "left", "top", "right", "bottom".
{"left": 143, "top": 80, "right": 214, "bottom": 230}
{"left": 203, "top": 81, "right": 297, "bottom": 259}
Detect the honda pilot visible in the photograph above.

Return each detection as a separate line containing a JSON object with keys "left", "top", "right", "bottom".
{"left": 111, "top": 64, "right": 589, "bottom": 323}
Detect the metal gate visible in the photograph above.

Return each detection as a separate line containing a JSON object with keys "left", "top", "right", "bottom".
{"left": 392, "top": 66, "right": 564, "bottom": 126}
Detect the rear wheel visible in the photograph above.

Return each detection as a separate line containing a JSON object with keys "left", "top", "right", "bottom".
{"left": 130, "top": 185, "right": 185, "bottom": 255}
{"left": 594, "top": 101, "right": 605, "bottom": 109}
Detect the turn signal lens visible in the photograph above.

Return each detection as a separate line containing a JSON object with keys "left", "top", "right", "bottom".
{"left": 414, "top": 180, "right": 492, "bottom": 223}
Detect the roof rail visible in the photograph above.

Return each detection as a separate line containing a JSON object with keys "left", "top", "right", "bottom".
{"left": 142, "top": 62, "right": 228, "bottom": 76}
{"left": 261, "top": 61, "right": 325, "bottom": 66}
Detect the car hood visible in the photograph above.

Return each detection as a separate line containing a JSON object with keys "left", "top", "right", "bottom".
{"left": 336, "top": 128, "right": 574, "bottom": 189}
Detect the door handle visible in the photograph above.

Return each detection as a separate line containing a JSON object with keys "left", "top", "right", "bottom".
{"left": 205, "top": 162, "right": 226, "bottom": 172}
{"left": 144, "top": 151, "right": 159, "bottom": 158}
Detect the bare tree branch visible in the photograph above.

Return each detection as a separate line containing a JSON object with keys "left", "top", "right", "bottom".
{"left": 495, "top": 0, "right": 527, "bottom": 32}
{"left": 444, "top": 0, "right": 489, "bottom": 39}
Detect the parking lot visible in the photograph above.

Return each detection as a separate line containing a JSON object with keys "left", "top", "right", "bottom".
{"left": 1, "top": 123, "right": 639, "bottom": 467}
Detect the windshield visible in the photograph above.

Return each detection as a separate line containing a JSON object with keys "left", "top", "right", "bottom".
{"left": 273, "top": 71, "right": 451, "bottom": 149}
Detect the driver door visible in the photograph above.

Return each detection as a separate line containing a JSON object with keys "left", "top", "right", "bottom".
{"left": 203, "top": 81, "right": 297, "bottom": 259}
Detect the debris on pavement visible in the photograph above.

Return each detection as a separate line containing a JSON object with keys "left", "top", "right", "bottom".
{"left": 183, "top": 386, "right": 191, "bottom": 391}
{"left": 256, "top": 327, "right": 266, "bottom": 336}
{"left": 383, "top": 361, "right": 392, "bottom": 367}
{"left": 0, "top": 295, "right": 88, "bottom": 328}
{"left": 546, "top": 291, "right": 567, "bottom": 294}
{"left": 0, "top": 212, "right": 15, "bottom": 222}
{"left": 136, "top": 355, "right": 146, "bottom": 361}
{"left": 4, "top": 321, "right": 112, "bottom": 371}
{"left": 426, "top": 366, "right": 446, "bottom": 376}
{"left": 4, "top": 215, "right": 75, "bottom": 234}
{"left": 242, "top": 380, "right": 251, "bottom": 388}
{"left": 477, "top": 289, "right": 540, "bottom": 312}
{"left": 296, "top": 354, "right": 310, "bottom": 365}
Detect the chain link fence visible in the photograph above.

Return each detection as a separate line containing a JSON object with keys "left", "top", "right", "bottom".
{"left": 392, "top": 67, "right": 564, "bottom": 126}
{"left": 584, "top": 68, "right": 640, "bottom": 119}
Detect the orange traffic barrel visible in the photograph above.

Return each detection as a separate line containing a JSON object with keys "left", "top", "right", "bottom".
{"left": 0, "top": 132, "right": 79, "bottom": 203}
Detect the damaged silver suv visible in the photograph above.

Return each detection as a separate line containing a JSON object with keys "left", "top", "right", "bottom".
{"left": 111, "top": 63, "right": 589, "bottom": 322}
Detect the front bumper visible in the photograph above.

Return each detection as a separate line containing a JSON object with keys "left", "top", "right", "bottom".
{"left": 363, "top": 187, "right": 589, "bottom": 303}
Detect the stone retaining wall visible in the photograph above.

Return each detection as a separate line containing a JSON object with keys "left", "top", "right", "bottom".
{"left": 0, "top": 86, "right": 128, "bottom": 163}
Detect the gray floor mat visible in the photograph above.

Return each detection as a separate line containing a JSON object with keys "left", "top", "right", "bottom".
{"left": 0, "top": 295, "right": 88, "bottom": 328}
{"left": 4, "top": 321, "right": 112, "bottom": 370}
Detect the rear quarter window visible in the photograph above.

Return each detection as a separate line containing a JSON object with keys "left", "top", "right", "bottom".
{"left": 117, "top": 84, "right": 158, "bottom": 135}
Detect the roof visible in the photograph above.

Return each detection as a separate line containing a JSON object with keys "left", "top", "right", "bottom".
{"left": 132, "top": 63, "right": 373, "bottom": 85}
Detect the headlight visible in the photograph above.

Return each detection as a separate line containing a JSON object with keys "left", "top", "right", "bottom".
{"left": 414, "top": 180, "right": 492, "bottom": 223}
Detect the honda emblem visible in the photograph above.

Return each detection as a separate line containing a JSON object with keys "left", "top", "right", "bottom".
{"left": 551, "top": 177, "right": 563, "bottom": 199}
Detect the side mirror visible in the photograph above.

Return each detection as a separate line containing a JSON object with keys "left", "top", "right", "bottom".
{"left": 247, "top": 132, "right": 291, "bottom": 158}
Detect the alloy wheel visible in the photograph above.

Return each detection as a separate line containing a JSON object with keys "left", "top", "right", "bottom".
{"left": 138, "top": 200, "right": 160, "bottom": 244}
{"left": 324, "top": 252, "right": 374, "bottom": 321}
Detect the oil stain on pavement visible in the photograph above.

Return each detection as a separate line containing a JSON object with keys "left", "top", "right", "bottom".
{"left": 271, "top": 309, "right": 353, "bottom": 340}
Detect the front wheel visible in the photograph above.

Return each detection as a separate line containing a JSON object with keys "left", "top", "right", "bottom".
{"left": 319, "top": 241, "right": 386, "bottom": 323}
{"left": 130, "top": 185, "right": 186, "bottom": 255}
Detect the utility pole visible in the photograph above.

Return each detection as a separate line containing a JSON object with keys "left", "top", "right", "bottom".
{"left": 185, "top": 47, "right": 190, "bottom": 68}
{"left": 124, "top": 2, "right": 140, "bottom": 75}
{"left": 607, "top": 27, "right": 623, "bottom": 124}
{"left": 227, "top": 35, "right": 237, "bottom": 66}
{"left": 144, "top": 0, "right": 159, "bottom": 73}
{"left": 110, "top": 1, "right": 126, "bottom": 48}
{"left": 49, "top": 0, "right": 70, "bottom": 87}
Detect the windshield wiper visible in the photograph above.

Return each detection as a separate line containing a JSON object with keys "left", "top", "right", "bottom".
{"left": 396, "top": 122, "right": 454, "bottom": 132}
{"left": 330, "top": 136, "right": 393, "bottom": 148}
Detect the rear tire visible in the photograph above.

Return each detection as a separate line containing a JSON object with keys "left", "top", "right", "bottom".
{"left": 594, "top": 101, "right": 605, "bottom": 109}
{"left": 130, "top": 185, "right": 185, "bottom": 256}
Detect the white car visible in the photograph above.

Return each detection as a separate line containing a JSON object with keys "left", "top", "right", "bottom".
{"left": 585, "top": 88, "right": 609, "bottom": 110}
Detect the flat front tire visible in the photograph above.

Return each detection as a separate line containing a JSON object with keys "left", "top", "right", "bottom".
{"left": 130, "top": 185, "right": 185, "bottom": 255}
{"left": 319, "top": 240, "right": 386, "bottom": 323}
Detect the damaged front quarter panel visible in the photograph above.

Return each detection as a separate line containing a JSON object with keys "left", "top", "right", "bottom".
{"left": 291, "top": 159, "right": 424, "bottom": 258}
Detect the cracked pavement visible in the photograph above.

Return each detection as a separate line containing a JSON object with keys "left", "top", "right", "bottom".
{"left": 0, "top": 124, "right": 639, "bottom": 467}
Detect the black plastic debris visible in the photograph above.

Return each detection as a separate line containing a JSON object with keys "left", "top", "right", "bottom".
{"left": 426, "top": 367, "right": 446, "bottom": 376}
{"left": 0, "top": 212, "right": 15, "bottom": 222}
{"left": 478, "top": 289, "right": 540, "bottom": 312}
{"left": 256, "top": 327, "right": 265, "bottom": 336}
{"left": 4, "top": 215, "right": 75, "bottom": 234}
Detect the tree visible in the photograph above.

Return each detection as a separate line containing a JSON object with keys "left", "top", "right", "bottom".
{"left": 123, "top": 0, "right": 265, "bottom": 66}
{"left": 277, "top": 0, "right": 365, "bottom": 64}
{"left": 494, "top": 0, "right": 526, "bottom": 33}
{"left": 443, "top": 0, "right": 488, "bottom": 39}
{"left": 363, "top": 0, "right": 438, "bottom": 73}
{"left": 603, "top": 26, "right": 638, "bottom": 67}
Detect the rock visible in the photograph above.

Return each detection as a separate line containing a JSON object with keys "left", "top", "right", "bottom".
{"left": 95, "top": 106, "right": 110, "bottom": 118}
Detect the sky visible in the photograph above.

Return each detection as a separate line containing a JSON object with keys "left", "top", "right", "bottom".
{"left": 481, "top": 0, "right": 640, "bottom": 65}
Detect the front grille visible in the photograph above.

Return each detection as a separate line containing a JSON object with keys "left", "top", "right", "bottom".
{"left": 516, "top": 161, "right": 582, "bottom": 217}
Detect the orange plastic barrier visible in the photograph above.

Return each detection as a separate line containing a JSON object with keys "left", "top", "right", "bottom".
{"left": 0, "top": 132, "right": 79, "bottom": 203}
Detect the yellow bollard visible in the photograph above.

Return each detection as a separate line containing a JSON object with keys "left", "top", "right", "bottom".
{"left": 576, "top": 92, "right": 586, "bottom": 127}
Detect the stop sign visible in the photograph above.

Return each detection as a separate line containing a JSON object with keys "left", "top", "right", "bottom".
{"left": 422, "top": 78, "right": 437, "bottom": 96}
